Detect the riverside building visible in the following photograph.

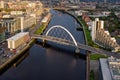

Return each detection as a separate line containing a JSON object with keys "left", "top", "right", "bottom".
{"left": 0, "top": 14, "right": 36, "bottom": 34}
{"left": 99, "top": 56, "right": 120, "bottom": 80}
{"left": 7, "top": 32, "right": 30, "bottom": 53}
{"left": 91, "top": 18, "right": 120, "bottom": 52}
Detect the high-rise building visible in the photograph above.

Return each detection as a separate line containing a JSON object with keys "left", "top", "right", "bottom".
{"left": 91, "top": 18, "right": 120, "bottom": 52}
{"left": 0, "top": 1, "right": 5, "bottom": 8}
{"left": 91, "top": 18, "right": 104, "bottom": 41}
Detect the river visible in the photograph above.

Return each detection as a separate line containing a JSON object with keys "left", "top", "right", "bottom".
{"left": 0, "top": 10, "right": 86, "bottom": 80}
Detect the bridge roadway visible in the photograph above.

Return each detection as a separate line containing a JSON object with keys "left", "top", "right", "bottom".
{"left": 31, "top": 35, "right": 120, "bottom": 58}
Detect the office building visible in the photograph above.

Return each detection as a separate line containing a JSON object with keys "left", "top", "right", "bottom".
{"left": 7, "top": 32, "right": 30, "bottom": 52}
{"left": 20, "top": 15, "right": 36, "bottom": 32}
{"left": 99, "top": 56, "right": 120, "bottom": 80}
{"left": 0, "top": 16, "right": 16, "bottom": 34}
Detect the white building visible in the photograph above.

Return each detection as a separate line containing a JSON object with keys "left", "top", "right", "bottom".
{"left": 0, "top": 17, "right": 16, "bottom": 33}
{"left": 91, "top": 18, "right": 120, "bottom": 52}
{"left": 75, "top": 10, "right": 88, "bottom": 16}
{"left": 0, "top": 1, "right": 5, "bottom": 9}
{"left": 10, "top": 11, "right": 24, "bottom": 15}
{"left": 91, "top": 18, "right": 103, "bottom": 41}
{"left": 20, "top": 15, "right": 36, "bottom": 32}
{"left": 7, "top": 32, "right": 30, "bottom": 52}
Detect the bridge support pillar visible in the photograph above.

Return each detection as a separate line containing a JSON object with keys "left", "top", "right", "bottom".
{"left": 75, "top": 48, "right": 80, "bottom": 55}
{"left": 42, "top": 39, "right": 46, "bottom": 47}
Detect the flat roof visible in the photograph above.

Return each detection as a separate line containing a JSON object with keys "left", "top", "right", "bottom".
{"left": 41, "top": 18, "right": 47, "bottom": 23}
{"left": 99, "top": 58, "right": 112, "bottom": 80}
{"left": 7, "top": 32, "right": 29, "bottom": 41}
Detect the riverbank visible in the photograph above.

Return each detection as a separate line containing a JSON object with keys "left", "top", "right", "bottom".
{"left": 35, "top": 13, "right": 52, "bottom": 34}
{"left": 0, "top": 39, "right": 35, "bottom": 75}
{"left": 0, "top": 13, "right": 52, "bottom": 75}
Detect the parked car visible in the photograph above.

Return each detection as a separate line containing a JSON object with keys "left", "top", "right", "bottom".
{"left": 7, "top": 53, "right": 13, "bottom": 58}
{"left": 0, "top": 48, "right": 4, "bottom": 54}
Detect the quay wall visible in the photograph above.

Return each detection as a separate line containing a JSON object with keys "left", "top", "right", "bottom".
{"left": 0, "top": 39, "right": 35, "bottom": 75}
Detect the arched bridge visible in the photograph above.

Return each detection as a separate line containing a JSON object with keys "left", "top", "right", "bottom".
{"left": 31, "top": 25, "right": 120, "bottom": 58}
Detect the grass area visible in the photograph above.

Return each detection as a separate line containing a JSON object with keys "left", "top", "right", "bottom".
{"left": 77, "top": 16, "right": 99, "bottom": 48}
{"left": 35, "top": 24, "right": 46, "bottom": 34}
{"left": 78, "top": 16, "right": 91, "bottom": 45}
{"left": 90, "top": 70, "right": 94, "bottom": 80}
{"left": 90, "top": 54, "right": 107, "bottom": 60}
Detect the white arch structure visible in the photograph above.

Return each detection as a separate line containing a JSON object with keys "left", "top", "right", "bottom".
{"left": 45, "top": 25, "right": 78, "bottom": 47}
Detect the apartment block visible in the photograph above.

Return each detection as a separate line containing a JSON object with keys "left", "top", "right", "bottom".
{"left": 91, "top": 18, "right": 120, "bottom": 52}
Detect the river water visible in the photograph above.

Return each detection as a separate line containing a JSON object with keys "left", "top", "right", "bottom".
{"left": 0, "top": 10, "right": 86, "bottom": 80}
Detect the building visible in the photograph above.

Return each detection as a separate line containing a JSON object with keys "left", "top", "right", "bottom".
{"left": 17, "top": 0, "right": 20, "bottom": 2}
{"left": 10, "top": 11, "right": 24, "bottom": 15}
{"left": 20, "top": 15, "right": 36, "bottom": 32}
{"left": 79, "top": 2, "right": 96, "bottom": 10}
{"left": 7, "top": 32, "right": 30, "bottom": 53}
{"left": 69, "top": 0, "right": 80, "bottom": 4}
{"left": 0, "top": 14, "right": 36, "bottom": 34}
{"left": 99, "top": 56, "right": 120, "bottom": 80}
{"left": 0, "top": 16, "right": 16, "bottom": 34}
{"left": 75, "top": 10, "right": 88, "bottom": 16}
{"left": 41, "top": 13, "right": 51, "bottom": 24}
{"left": 0, "top": 27, "right": 6, "bottom": 42}
{"left": 91, "top": 18, "right": 120, "bottom": 52}
{"left": 104, "top": 0, "right": 107, "bottom": 3}
{"left": 0, "top": 1, "right": 5, "bottom": 9}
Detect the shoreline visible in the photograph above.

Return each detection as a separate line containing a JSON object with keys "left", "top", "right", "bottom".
{"left": 0, "top": 39, "right": 35, "bottom": 75}
{"left": 0, "top": 13, "right": 52, "bottom": 75}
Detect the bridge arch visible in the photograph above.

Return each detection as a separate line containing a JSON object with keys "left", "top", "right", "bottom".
{"left": 45, "top": 25, "right": 78, "bottom": 47}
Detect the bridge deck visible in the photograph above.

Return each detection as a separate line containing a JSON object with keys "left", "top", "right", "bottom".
{"left": 31, "top": 35, "right": 120, "bottom": 58}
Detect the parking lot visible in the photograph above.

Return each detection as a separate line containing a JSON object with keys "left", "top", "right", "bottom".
{"left": 0, "top": 41, "right": 13, "bottom": 65}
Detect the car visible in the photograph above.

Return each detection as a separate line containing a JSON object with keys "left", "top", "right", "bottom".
{"left": 7, "top": 53, "right": 13, "bottom": 58}
{"left": 0, "top": 48, "right": 4, "bottom": 54}
{"left": 2, "top": 54, "right": 7, "bottom": 58}
{"left": 2, "top": 42, "right": 5, "bottom": 44}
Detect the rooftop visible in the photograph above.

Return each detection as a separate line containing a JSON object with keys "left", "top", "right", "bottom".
{"left": 108, "top": 56, "right": 120, "bottom": 79}
{"left": 100, "top": 57, "right": 120, "bottom": 80}
{"left": 99, "top": 58, "right": 112, "bottom": 80}
{"left": 7, "top": 32, "right": 29, "bottom": 41}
